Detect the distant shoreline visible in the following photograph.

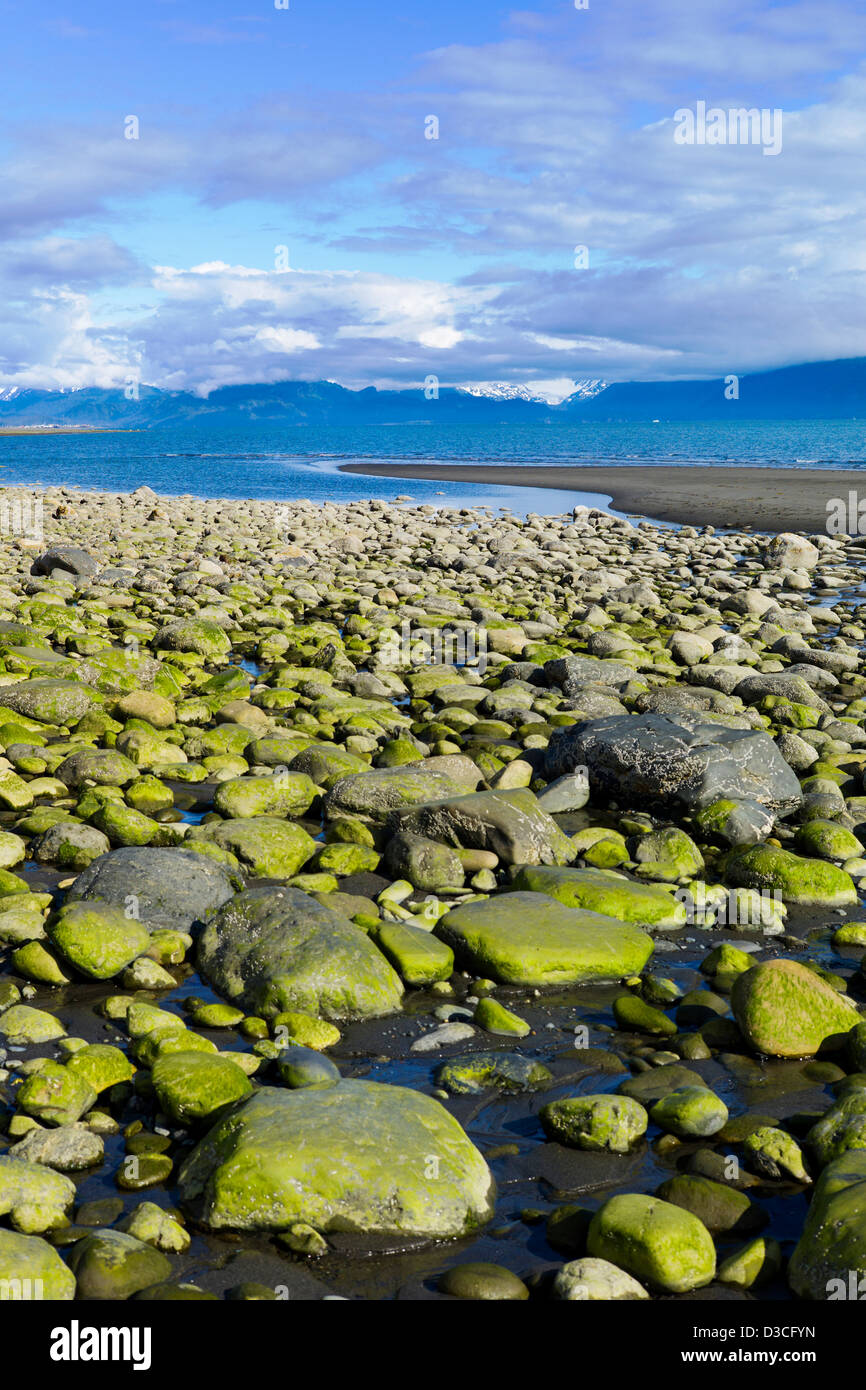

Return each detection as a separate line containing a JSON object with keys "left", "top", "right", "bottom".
{"left": 340, "top": 462, "right": 866, "bottom": 531}
{"left": 0, "top": 427, "right": 132, "bottom": 436}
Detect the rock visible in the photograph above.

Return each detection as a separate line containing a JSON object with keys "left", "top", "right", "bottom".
{"left": 439, "top": 1262, "right": 528, "bottom": 1300}
{"left": 717, "top": 1236, "right": 782, "bottom": 1289}
{"left": 732, "top": 959, "right": 860, "bottom": 1057}
{"left": 178, "top": 1081, "right": 495, "bottom": 1239}
{"left": 374, "top": 920, "right": 455, "bottom": 986}
{"left": 387, "top": 787, "right": 577, "bottom": 867}
{"left": 536, "top": 771, "right": 591, "bottom": 814}
{"left": 56, "top": 749, "right": 139, "bottom": 789}
{"left": 214, "top": 773, "right": 317, "bottom": 820}
{"left": 16, "top": 1062, "right": 97, "bottom": 1128}
{"left": 764, "top": 533, "right": 820, "bottom": 569}
{"left": 410, "top": 1022, "right": 475, "bottom": 1052}
{"left": 276, "top": 1046, "right": 341, "bottom": 1089}
{"left": 197, "top": 885, "right": 404, "bottom": 1021}
{"left": 434, "top": 1052, "right": 552, "bottom": 1095}
{"left": 0, "top": 1228, "right": 76, "bottom": 1298}
{"left": 632, "top": 827, "right": 704, "bottom": 882}
{"left": 650, "top": 1086, "right": 729, "bottom": 1138}
{"left": 587, "top": 1192, "right": 716, "bottom": 1293}
{"left": 473, "top": 997, "right": 529, "bottom": 1036}
{"left": 509, "top": 865, "right": 686, "bottom": 928}
{"left": 325, "top": 766, "right": 469, "bottom": 822}
{"left": 540, "top": 1095, "right": 648, "bottom": 1153}
{"left": 435, "top": 892, "right": 653, "bottom": 986}
{"left": 155, "top": 618, "right": 231, "bottom": 658}
{"left": 657, "top": 1174, "right": 767, "bottom": 1235}
{"left": 121, "top": 1202, "right": 190, "bottom": 1253}
{"left": 0, "top": 1157, "right": 76, "bottom": 1232}
{"left": 2, "top": 679, "right": 98, "bottom": 725}
{"left": 743, "top": 1126, "right": 810, "bottom": 1182}
{"left": 47, "top": 901, "right": 150, "bottom": 979}
{"left": 66, "top": 846, "right": 235, "bottom": 931}
{"left": 544, "top": 713, "right": 802, "bottom": 815}
{"left": 192, "top": 816, "right": 316, "bottom": 878}
{"left": 68, "top": 1229, "right": 172, "bottom": 1300}
{"left": 724, "top": 844, "right": 857, "bottom": 906}
{"left": 551, "top": 1256, "right": 649, "bottom": 1301}
{"left": 788, "top": 1152, "right": 866, "bottom": 1298}
{"left": 382, "top": 831, "right": 465, "bottom": 892}
{"left": 33, "top": 822, "right": 111, "bottom": 870}
{"left": 0, "top": 1004, "right": 66, "bottom": 1043}
{"left": 152, "top": 1052, "right": 253, "bottom": 1124}
{"left": 31, "top": 545, "right": 99, "bottom": 578}
{"left": 10, "top": 1124, "right": 104, "bottom": 1172}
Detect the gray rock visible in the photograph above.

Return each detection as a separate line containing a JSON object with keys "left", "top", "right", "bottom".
{"left": 387, "top": 787, "right": 577, "bottom": 866}
{"left": 544, "top": 713, "right": 802, "bottom": 815}
{"left": 66, "top": 846, "right": 235, "bottom": 932}
{"left": 197, "top": 884, "right": 404, "bottom": 1021}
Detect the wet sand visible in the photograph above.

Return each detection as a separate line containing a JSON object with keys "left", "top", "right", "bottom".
{"left": 341, "top": 463, "right": 864, "bottom": 531}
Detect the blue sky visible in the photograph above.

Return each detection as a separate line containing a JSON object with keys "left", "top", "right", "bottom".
{"left": 1, "top": 0, "right": 864, "bottom": 396}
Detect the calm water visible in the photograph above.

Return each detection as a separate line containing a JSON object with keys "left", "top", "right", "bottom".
{"left": 1, "top": 419, "right": 865, "bottom": 512}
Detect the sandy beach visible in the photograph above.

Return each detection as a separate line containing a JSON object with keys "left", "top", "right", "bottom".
{"left": 341, "top": 463, "right": 865, "bottom": 532}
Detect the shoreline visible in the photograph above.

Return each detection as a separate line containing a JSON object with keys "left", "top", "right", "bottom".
{"left": 340, "top": 462, "right": 865, "bottom": 532}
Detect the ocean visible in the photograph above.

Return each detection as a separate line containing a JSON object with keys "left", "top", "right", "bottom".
{"left": 1, "top": 418, "right": 865, "bottom": 512}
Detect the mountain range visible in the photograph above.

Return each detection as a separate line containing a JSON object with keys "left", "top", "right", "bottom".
{"left": 1, "top": 357, "right": 864, "bottom": 427}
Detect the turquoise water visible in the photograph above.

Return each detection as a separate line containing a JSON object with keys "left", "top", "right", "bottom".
{"left": 1, "top": 419, "right": 864, "bottom": 509}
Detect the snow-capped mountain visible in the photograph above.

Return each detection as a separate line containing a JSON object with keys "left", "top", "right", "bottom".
{"left": 459, "top": 379, "right": 609, "bottom": 405}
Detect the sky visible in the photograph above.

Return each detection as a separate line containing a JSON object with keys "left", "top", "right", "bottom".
{"left": 1, "top": 0, "right": 865, "bottom": 397}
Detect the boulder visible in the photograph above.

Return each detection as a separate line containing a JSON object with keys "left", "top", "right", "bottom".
{"left": 544, "top": 713, "right": 802, "bottom": 815}
{"left": 435, "top": 891, "right": 653, "bottom": 986}
{"left": 178, "top": 1081, "right": 495, "bottom": 1239}
{"left": 197, "top": 885, "right": 404, "bottom": 1021}
{"left": 732, "top": 959, "right": 860, "bottom": 1057}
{"left": 66, "top": 846, "right": 235, "bottom": 932}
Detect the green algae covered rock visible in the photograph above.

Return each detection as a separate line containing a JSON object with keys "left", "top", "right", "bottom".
{"left": 0, "top": 1228, "right": 76, "bottom": 1299}
{"left": 2, "top": 679, "right": 98, "bottom": 726}
{"left": 16, "top": 1061, "right": 97, "bottom": 1128}
{"left": 509, "top": 864, "right": 686, "bottom": 928}
{"left": 214, "top": 773, "right": 317, "bottom": 820}
{"left": 632, "top": 826, "right": 704, "bottom": 882}
{"left": 587, "top": 1192, "right": 716, "bottom": 1293}
{"left": 178, "top": 1080, "right": 495, "bottom": 1239}
{"left": 435, "top": 891, "right": 653, "bottom": 987}
{"left": 724, "top": 844, "right": 857, "bottom": 906}
{"left": 657, "top": 1173, "right": 766, "bottom": 1235}
{"left": 718, "top": 1236, "right": 782, "bottom": 1289}
{"left": 374, "top": 919, "right": 454, "bottom": 986}
{"left": 789, "top": 1151, "right": 866, "bottom": 1299}
{"left": 47, "top": 901, "right": 150, "bottom": 980}
{"left": 650, "top": 1086, "right": 729, "bottom": 1139}
{"left": 0, "top": 1157, "right": 76, "bottom": 1233}
{"left": 151, "top": 1052, "right": 253, "bottom": 1125}
{"left": 66, "top": 1043, "right": 136, "bottom": 1093}
{"left": 198, "top": 885, "right": 404, "bottom": 1021}
{"left": 540, "top": 1095, "right": 648, "bottom": 1153}
{"left": 732, "top": 958, "right": 860, "bottom": 1057}
{"left": 68, "top": 1229, "right": 172, "bottom": 1300}
{"left": 192, "top": 816, "right": 316, "bottom": 878}
{"left": 0, "top": 1004, "right": 66, "bottom": 1044}
{"left": 434, "top": 1051, "right": 552, "bottom": 1096}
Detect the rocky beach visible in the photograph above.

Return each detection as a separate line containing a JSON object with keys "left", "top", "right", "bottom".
{"left": 0, "top": 480, "right": 865, "bottom": 1304}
